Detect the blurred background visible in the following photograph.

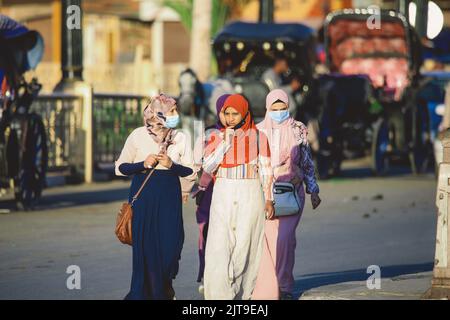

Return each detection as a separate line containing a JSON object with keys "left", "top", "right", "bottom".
{"left": 2, "top": 0, "right": 448, "bottom": 95}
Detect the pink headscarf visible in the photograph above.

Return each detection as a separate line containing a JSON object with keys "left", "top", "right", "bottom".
{"left": 143, "top": 93, "right": 176, "bottom": 153}
{"left": 257, "top": 89, "right": 296, "bottom": 167}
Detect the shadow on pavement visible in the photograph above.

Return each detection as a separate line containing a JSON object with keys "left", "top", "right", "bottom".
{"left": 330, "top": 161, "right": 434, "bottom": 179}
{"left": 338, "top": 166, "right": 413, "bottom": 179}
{"left": 294, "top": 262, "right": 434, "bottom": 299}
{"left": 0, "top": 184, "right": 130, "bottom": 212}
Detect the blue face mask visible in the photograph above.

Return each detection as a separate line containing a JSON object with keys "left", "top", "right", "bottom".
{"left": 269, "top": 110, "right": 290, "bottom": 123}
{"left": 165, "top": 115, "right": 180, "bottom": 128}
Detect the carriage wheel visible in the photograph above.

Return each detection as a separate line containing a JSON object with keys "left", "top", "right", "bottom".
{"left": 371, "top": 118, "right": 390, "bottom": 176}
{"left": 409, "top": 106, "right": 431, "bottom": 175}
{"left": 315, "top": 151, "right": 331, "bottom": 180}
{"left": 409, "top": 145, "right": 430, "bottom": 175}
{"left": 308, "top": 119, "right": 331, "bottom": 179}
{"left": 331, "top": 156, "right": 342, "bottom": 176}
{"left": 14, "top": 115, "right": 48, "bottom": 210}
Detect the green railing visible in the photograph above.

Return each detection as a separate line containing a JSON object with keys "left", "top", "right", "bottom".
{"left": 92, "top": 94, "right": 149, "bottom": 171}
{"left": 32, "top": 93, "right": 150, "bottom": 177}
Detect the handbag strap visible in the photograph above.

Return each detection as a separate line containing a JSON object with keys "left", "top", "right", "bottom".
{"left": 130, "top": 167, "right": 156, "bottom": 206}
{"left": 130, "top": 128, "right": 172, "bottom": 206}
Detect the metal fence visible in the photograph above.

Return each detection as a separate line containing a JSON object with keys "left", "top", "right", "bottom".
{"left": 31, "top": 93, "right": 149, "bottom": 179}
{"left": 31, "top": 94, "right": 84, "bottom": 173}
{"left": 92, "top": 94, "right": 149, "bottom": 172}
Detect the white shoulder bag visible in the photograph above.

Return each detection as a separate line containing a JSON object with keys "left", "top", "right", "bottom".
{"left": 273, "top": 182, "right": 300, "bottom": 217}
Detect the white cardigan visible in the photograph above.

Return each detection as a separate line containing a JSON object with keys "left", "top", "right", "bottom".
{"left": 115, "top": 126, "right": 197, "bottom": 195}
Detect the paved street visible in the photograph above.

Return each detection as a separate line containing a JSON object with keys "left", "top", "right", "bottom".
{"left": 0, "top": 158, "right": 438, "bottom": 300}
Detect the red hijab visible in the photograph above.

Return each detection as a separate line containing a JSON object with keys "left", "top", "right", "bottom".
{"left": 206, "top": 94, "right": 270, "bottom": 168}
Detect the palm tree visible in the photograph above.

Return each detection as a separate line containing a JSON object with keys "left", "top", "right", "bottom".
{"left": 189, "top": 0, "right": 212, "bottom": 81}
{"left": 164, "top": 0, "right": 251, "bottom": 36}
{"left": 164, "top": 0, "right": 252, "bottom": 80}
{"left": 164, "top": 0, "right": 194, "bottom": 32}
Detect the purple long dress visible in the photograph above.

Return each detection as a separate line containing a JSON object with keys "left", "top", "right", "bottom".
{"left": 195, "top": 179, "right": 214, "bottom": 282}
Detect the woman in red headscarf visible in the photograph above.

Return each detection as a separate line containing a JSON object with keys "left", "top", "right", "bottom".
{"left": 201, "top": 94, "right": 277, "bottom": 300}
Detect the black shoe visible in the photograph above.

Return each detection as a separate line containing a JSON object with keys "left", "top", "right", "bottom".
{"left": 280, "top": 292, "right": 293, "bottom": 300}
{"left": 166, "top": 282, "right": 176, "bottom": 300}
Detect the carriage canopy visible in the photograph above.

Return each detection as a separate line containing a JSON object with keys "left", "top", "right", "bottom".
{"left": 213, "top": 21, "right": 317, "bottom": 80}
{"left": 324, "top": 10, "right": 422, "bottom": 101}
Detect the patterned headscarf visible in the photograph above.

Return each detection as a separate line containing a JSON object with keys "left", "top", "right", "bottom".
{"left": 143, "top": 93, "right": 177, "bottom": 153}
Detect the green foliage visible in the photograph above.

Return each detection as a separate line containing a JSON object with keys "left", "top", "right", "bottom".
{"left": 163, "top": 0, "right": 251, "bottom": 37}
{"left": 211, "top": 0, "right": 230, "bottom": 37}
{"left": 162, "top": 0, "right": 252, "bottom": 76}
{"left": 164, "top": 0, "right": 194, "bottom": 31}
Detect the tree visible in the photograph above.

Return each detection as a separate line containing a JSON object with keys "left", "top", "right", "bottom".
{"left": 164, "top": 0, "right": 251, "bottom": 36}
{"left": 189, "top": 0, "right": 212, "bottom": 81}
{"left": 163, "top": 0, "right": 252, "bottom": 80}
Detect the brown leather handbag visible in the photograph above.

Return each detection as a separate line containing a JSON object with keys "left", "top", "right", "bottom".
{"left": 115, "top": 167, "right": 156, "bottom": 245}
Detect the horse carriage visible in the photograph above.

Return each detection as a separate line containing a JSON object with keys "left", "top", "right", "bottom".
{"left": 303, "top": 9, "right": 428, "bottom": 178}
{"left": 177, "top": 21, "right": 317, "bottom": 127}
{"left": 0, "top": 15, "right": 47, "bottom": 209}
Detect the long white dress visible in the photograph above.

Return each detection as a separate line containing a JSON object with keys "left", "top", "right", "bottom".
{"left": 203, "top": 138, "right": 273, "bottom": 300}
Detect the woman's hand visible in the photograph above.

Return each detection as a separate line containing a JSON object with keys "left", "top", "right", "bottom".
{"left": 182, "top": 194, "right": 189, "bottom": 204}
{"left": 311, "top": 193, "right": 321, "bottom": 210}
{"left": 156, "top": 153, "right": 173, "bottom": 169}
{"left": 144, "top": 154, "right": 158, "bottom": 168}
{"left": 224, "top": 128, "right": 234, "bottom": 144}
{"left": 290, "top": 175, "right": 301, "bottom": 186}
{"left": 265, "top": 200, "right": 275, "bottom": 220}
